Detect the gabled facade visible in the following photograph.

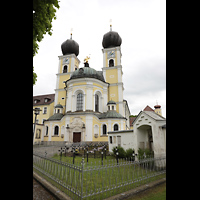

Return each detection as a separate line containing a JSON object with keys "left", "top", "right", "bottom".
{"left": 108, "top": 108, "right": 166, "bottom": 158}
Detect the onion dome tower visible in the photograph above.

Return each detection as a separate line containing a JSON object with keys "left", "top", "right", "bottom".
{"left": 61, "top": 33, "right": 79, "bottom": 56}
{"left": 101, "top": 22, "right": 124, "bottom": 116}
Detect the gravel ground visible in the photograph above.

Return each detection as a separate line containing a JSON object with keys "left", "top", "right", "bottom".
{"left": 33, "top": 178, "right": 57, "bottom": 200}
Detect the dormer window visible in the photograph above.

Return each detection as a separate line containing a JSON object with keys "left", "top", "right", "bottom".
{"left": 45, "top": 98, "right": 48, "bottom": 103}
{"left": 34, "top": 99, "right": 40, "bottom": 104}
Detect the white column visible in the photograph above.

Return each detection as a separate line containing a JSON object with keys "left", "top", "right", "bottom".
{"left": 72, "top": 95, "right": 76, "bottom": 112}
{"left": 103, "top": 51, "right": 106, "bottom": 68}
{"left": 103, "top": 87, "right": 108, "bottom": 112}
{"left": 85, "top": 115, "right": 93, "bottom": 141}
{"left": 48, "top": 123, "right": 52, "bottom": 141}
{"left": 86, "top": 85, "right": 93, "bottom": 111}
{"left": 66, "top": 89, "right": 72, "bottom": 112}
{"left": 70, "top": 57, "right": 75, "bottom": 72}
{"left": 108, "top": 120, "right": 112, "bottom": 132}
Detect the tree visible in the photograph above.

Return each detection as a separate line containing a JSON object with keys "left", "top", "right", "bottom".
{"left": 33, "top": 0, "right": 60, "bottom": 85}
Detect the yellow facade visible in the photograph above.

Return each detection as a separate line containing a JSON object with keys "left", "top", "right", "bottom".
{"left": 33, "top": 94, "right": 55, "bottom": 144}
{"left": 33, "top": 38, "right": 131, "bottom": 145}
{"left": 33, "top": 102, "right": 54, "bottom": 125}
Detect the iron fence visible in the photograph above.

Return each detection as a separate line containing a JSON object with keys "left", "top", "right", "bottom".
{"left": 33, "top": 153, "right": 166, "bottom": 200}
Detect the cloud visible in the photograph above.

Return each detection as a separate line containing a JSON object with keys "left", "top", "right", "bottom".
{"left": 33, "top": 0, "right": 166, "bottom": 118}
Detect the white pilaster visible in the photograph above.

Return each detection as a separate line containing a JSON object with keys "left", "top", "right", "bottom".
{"left": 85, "top": 115, "right": 93, "bottom": 141}
{"left": 48, "top": 123, "right": 52, "bottom": 141}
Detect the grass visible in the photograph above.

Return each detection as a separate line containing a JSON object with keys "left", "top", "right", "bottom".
{"left": 126, "top": 182, "right": 166, "bottom": 200}
{"left": 33, "top": 153, "right": 166, "bottom": 200}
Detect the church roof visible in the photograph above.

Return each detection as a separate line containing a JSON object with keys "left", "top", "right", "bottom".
{"left": 33, "top": 94, "right": 55, "bottom": 106}
{"left": 102, "top": 30, "right": 122, "bottom": 48}
{"left": 143, "top": 105, "right": 154, "bottom": 112}
{"left": 61, "top": 38, "right": 79, "bottom": 56}
{"left": 69, "top": 66, "right": 105, "bottom": 82}
{"left": 47, "top": 113, "right": 64, "bottom": 121}
{"left": 55, "top": 103, "right": 63, "bottom": 108}
{"left": 107, "top": 100, "right": 116, "bottom": 105}
{"left": 97, "top": 110, "right": 126, "bottom": 119}
{"left": 143, "top": 111, "right": 165, "bottom": 120}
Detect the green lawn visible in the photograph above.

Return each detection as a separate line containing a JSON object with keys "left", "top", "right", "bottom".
{"left": 126, "top": 182, "right": 166, "bottom": 200}
{"left": 33, "top": 153, "right": 166, "bottom": 200}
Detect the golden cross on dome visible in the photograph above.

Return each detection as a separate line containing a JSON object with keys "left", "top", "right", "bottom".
{"left": 84, "top": 56, "right": 90, "bottom": 63}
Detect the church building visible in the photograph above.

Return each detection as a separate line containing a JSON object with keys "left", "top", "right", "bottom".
{"left": 33, "top": 25, "right": 131, "bottom": 145}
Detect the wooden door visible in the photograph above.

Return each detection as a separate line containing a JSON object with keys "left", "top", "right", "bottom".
{"left": 73, "top": 132, "right": 81, "bottom": 143}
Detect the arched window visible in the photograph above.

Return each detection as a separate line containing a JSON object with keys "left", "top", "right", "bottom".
{"left": 95, "top": 94, "right": 99, "bottom": 112}
{"left": 103, "top": 124, "right": 107, "bottom": 135}
{"left": 77, "top": 93, "right": 83, "bottom": 111}
{"left": 63, "top": 65, "right": 68, "bottom": 73}
{"left": 114, "top": 124, "right": 119, "bottom": 131}
{"left": 45, "top": 126, "right": 48, "bottom": 136}
{"left": 54, "top": 126, "right": 59, "bottom": 135}
{"left": 109, "top": 59, "right": 114, "bottom": 67}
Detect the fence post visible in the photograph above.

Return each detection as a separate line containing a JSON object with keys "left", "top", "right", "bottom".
{"left": 101, "top": 151, "right": 103, "bottom": 165}
{"left": 104, "top": 146, "right": 107, "bottom": 159}
{"left": 81, "top": 158, "right": 84, "bottom": 200}
{"left": 87, "top": 149, "right": 89, "bottom": 163}
{"left": 116, "top": 147, "right": 119, "bottom": 165}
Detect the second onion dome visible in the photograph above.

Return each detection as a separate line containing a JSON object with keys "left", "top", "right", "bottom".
{"left": 102, "top": 25, "right": 122, "bottom": 48}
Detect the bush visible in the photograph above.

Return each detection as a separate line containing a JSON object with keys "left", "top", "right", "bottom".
{"left": 125, "top": 148, "right": 135, "bottom": 158}
{"left": 112, "top": 146, "right": 135, "bottom": 159}
{"left": 112, "top": 146, "right": 126, "bottom": 158}
{"left": 137, "top": 148, "right": 153, "bottom": 159}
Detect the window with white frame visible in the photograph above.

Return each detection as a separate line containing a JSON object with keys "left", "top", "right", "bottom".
{"left": 95, "top": 94, "right": 99, "bottom": 112}
{"left": 43, "top": 107, "right": 47, "bottom": 114}
{"left": 54, "top": 126, "right": 59, "bottom": 136}
{"left": 77, "top": 93, "right": 83, "bottom": 111}
{"left": 114, "top": 124, "right": 119, "bottom": 131}
{"left": 102, "top": 124, "right": 107, "bottom": 135}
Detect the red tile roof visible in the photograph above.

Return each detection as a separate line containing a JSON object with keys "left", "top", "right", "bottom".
{"left": 143, "top": 105, "right": 154, "bottom": 112}
{"left": 33, "top": 94, "right": 55, "bottom": 106}
{"left": 129, "top": 116, "right": 137, "bottom": 126}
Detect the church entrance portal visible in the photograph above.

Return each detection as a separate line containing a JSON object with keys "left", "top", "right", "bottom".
{"left": 73, "top": 132, "right": 81, "bottom": 143}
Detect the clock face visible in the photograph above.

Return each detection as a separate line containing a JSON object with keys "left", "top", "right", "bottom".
{"left": 107, "top": 51, "right": 115, "bottom": 58}
{"left": 63, "top": 57, "right": 69, "bottom": 64}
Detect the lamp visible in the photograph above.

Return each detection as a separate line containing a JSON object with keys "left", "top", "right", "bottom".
{"left": 33, "top": 108, "right": 42, "bottom": 143}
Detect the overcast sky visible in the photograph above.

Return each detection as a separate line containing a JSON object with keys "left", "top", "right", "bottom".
{"left": 33, "top": 0, "right": 166, "bottom": 117}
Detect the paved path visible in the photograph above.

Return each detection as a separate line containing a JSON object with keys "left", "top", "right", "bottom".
{"left": 33, "top": 178, "right": 56, "bottom": 200}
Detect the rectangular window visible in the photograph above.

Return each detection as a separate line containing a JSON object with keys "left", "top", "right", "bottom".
{"left": 117, "top": 136, "right": 121, "bottom": 147}
{"left": 113, "top": 136, "right": 116, "bottom": 143}
{"left": 43, "top": 107, "right": 47, "bottom": 114}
